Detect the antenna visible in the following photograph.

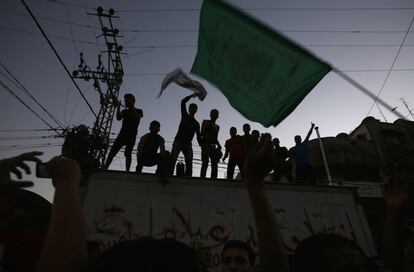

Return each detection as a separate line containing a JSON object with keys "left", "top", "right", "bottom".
{"left": 400, "top": 97, "right": 414, "bottom": 120}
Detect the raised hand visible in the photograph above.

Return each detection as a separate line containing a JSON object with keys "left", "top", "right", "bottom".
{"left": 113, "top": 97, "right": 121, "bottom": 107}
{"left": 0, "top": 151, "right": 43, "bottom": 189}
{"left": 244, "top": 133, "right": 274, "bottom": 183}
{"left": 47, "top": 156, "right": 81, "bottom": 188}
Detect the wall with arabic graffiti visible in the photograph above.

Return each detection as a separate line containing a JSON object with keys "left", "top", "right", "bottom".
{"left": 82, "top": 172, "right": 376, "bottom": 270}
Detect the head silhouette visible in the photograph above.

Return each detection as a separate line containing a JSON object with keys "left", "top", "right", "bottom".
{"left": 124, "top": 93, "right": 135, "bottom": 108}
{"left": 189, "top": 103, "right": 198, "bottom": 116}
{"left": 242, "top": 124, "right": 250, "bottom": 135}
{"left": 230, "top": 127, "right": 237, "bottom": 137}
{"left": 210, "top": 109, "right": 219, "bottom": 121}
{"left": 292, "top": 233, "right": 371, "bottom": 272}
{"left": 251, "top": 130, "right": 260, "bottom": 142}
{"left": 294, "top": 135, "right": 302, "bottom": 145}
{"left": 92, "top": 237, "right": 200, "bottom": 272}
{"left": 273, "top": 138, "right": 280, "bottom": 147}
{"left": 149, "top": 120, "right": 160, "bottom": 133}
{"left": 221, "top": 240, "right": 256, "bottom": 272}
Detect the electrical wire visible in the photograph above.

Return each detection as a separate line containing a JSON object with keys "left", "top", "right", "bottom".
{"left": 0, "top": 143, "right": 63, "bottom": 152}
{"left": 59, "top": 2, "right": 81, "bottom": 54}
{"left": 123, "top": 68, "right": 414, "bottom": 77}
{"left": 366, "top": 16, "right": 414, "bottom": 117}
{"left": 117, "top": 7, "right": 414, "bottom": 13}
{"left": 0, "top": 79, "right": 63, "bottom": 135}
{"left": 0, "top": 26, "right": 99, "bottom": 46}
{"left": 0, "top": 128, "right": 60, "bottom": 132}
{"left": 0, "top": 9, "right": 100, "bottom": 30}
{"left": 5, "top": 26, "right": 414, "bottom": 49}
{"left": 44, "top": 0, "right": 414, "bottom": 12}
{"left": 124, "top": 44, "right": 414, "bottom": 49}
{"left": 5, "top": 9, "right": 414, "bottom": 34}
{"left": 0, "top": 135, "right": 59, "bottom": 141}
{"left": 0, "top": 61, "right": 66, "bottom": 129}
{"left": 20, "top": 0, "right": 98, "bottom": 118}
{"left": 45, "top": 0, "right": 95, "bottom": 10}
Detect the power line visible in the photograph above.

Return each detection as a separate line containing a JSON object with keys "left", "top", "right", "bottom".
{"left": 58, "top": 1, "right": 81, "bottom": 54}
{"left": 5, "top": 9, "right": 414, "bottom": 35}
{"left": 116, "top": 7, "right": 414, "bottom": 13}
{"left": 44, "top": 0, "right": 95, "bottom": 10}
{"left": 0, "top": 9, "right": 100, "bottom": 30}
{"left": 124, "top": 43, "right": 414, "bottom": 49}
{"left": 366, "top": 16, "right": 414, "bottom": 117}
{"left": 0, "top": 135, "right": 59, "bottom": 141}
{"left": 6, "top": 26, "right": 414, "bottom": 49}
{"left": 400, "top": 97, "right": 414, "bottom": 120}
{"left": 0, "top": 79, "right": 60, "bottom": 132}
{"left": 132, "top": 29, "right": 414, "bottom": 34}
{"left": 123, "top": 68, "right": 414, "bottom": 77}
{"left": 0, "top": 143, "right": 63, "bottom": 152}
{"left": 43, "top": 0, "right": 414, "bottom": 12}
{"left": 0, "top": 128, "right": 61, "bottom": 132}
{"left": 5, "top": 11, "right": 414, "bottom": 36}
{"left": 126, "top": 48, "right": 155, "bottom": 58}
{"left": 20, "top": 0, "right": 98, "bottom": 118}
{"left": 0, "top": 61, "right": 65, "bottom": 129}
{"left": 0, "top": 26, "right": 99, "bottom": 46}
{"left": 340, "top": 68, "right": 414, "bottom": 72}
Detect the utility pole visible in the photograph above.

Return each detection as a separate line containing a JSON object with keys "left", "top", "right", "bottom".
{"left": 72, "top": 7, "right": 124, "bottom": 167}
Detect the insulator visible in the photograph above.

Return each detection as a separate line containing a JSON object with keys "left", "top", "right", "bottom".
{"left": 72, "top": 71, "right": 78, "bottom": 77}
{"left": 109, "top": 8, "right": 115, "bottom": 15}
{"left": 97, "top": 7, "right": 103, "bottom": 14}
{"left": 117, "top": 45, "right": 123, "bottom": 51}
{"left": 113, "top": 29, "right": 119, "bottom": 35}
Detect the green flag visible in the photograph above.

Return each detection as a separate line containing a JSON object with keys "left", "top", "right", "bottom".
{"left": 191, "top": 0, "right": 332, "bottom": 127}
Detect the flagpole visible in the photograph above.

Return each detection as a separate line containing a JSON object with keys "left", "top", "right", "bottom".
{"left": 314, "top": 126, "right": 333, "bottom": 186}
{"left": 332, "top": 68, "right": 406, "bottom": 120}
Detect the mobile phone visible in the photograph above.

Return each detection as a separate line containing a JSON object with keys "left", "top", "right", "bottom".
{"left": 36, "top": 163, "right": 50, "bottom": 178}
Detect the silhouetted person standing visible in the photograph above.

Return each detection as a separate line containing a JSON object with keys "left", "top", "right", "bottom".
{"left": 272, "top": 138, "right": 292, "bottom": 182}
{"left": 241, "top": 123, "right": 255, "bottom": 155}
{"left": 104, "top": 93, "right": 143, "bottom": 172}
{"left": 251, "top": 130, "right": 260, "bottom": 148}
{"left": 169, "top": 94, "right": 202, "bottom": 176}
{"left": 136, "top": 121, "right": 167, "bottom": 176}
{"left": 200, "top": 109, "right": 221, "bottom": 178}
{"left": 289, "top": 123, "right": 315, "bottom": 184}
{"left": 222, "top": 127, "right": 245, "bottom": 179}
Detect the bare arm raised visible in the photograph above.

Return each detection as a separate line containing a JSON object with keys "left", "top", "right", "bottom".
{"left": 36, "top": 157, "right": 87, "bottom": 272}
{"left": 303, "top": 122, "right": 315, "bottom": 142}
{"left": 244, "top": 134, "right": 289, "bottom": 272}
{"left": 181, "top": 94, "right": 196, "bottom": 116}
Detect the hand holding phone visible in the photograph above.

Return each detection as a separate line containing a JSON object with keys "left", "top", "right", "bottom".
{"left": 36, "top": 163, "right": 50, "bottom": 178}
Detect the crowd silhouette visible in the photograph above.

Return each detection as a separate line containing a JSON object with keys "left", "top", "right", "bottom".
{"left": 0, "top": 93, "right": 410, "bottom": 272}
{"left": 0, "top": 142, "right": 409, "bottom": 271}
{"left": 103, "top": 93, "right": 322, "bottom": 184}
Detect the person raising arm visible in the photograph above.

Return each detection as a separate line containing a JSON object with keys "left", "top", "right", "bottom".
{"left": 243, "top": 133, "right": 289, "bottom": 272}
{"left": 36, "top": 156, "right": 87, "bottom": 272}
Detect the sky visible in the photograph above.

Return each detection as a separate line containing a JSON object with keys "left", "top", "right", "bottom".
{"left": 1, "top": 0, "right": 414, "bottom": 201}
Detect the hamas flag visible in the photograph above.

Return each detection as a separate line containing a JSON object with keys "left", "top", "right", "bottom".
{"left": 191, "top": 0, "right": 332, "bottom": 127}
